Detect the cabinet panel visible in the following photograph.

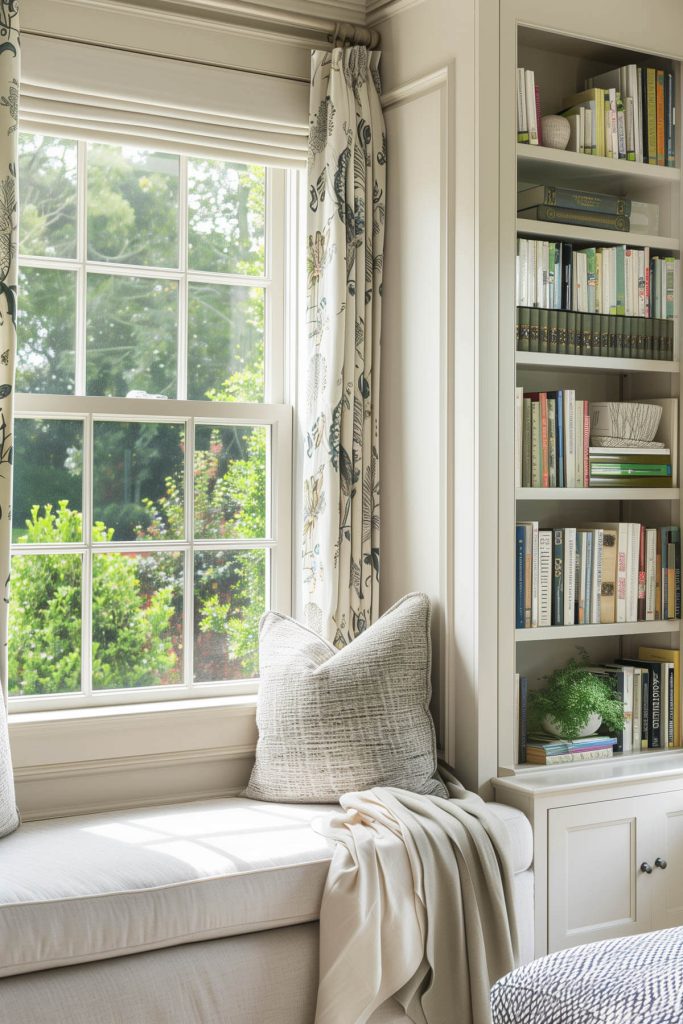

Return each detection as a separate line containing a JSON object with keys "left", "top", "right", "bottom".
{"left": 646, "top": 791, "right": 683, "bottom": 930}
{"left": 548, "top": 798, "right": 649, "bottom": 950}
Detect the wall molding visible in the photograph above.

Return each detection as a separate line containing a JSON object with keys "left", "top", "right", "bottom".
{"left": 367, "top": 0, "right": 426, "bottom": 27}
{"left": 381, "top": 65, "right": 449, "bottom": 108}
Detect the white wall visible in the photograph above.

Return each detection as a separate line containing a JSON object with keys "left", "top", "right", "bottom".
{"left": 376, "top": 0, "right": 500, "bottom": 791}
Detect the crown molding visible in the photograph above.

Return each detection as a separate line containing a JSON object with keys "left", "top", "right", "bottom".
{"left": 366, "top": 0, "right": 425, "bottom": 25}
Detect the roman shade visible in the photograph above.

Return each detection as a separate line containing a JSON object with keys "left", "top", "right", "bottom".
{"left": 21, "top": 36, "right": 309, "bottom": 167}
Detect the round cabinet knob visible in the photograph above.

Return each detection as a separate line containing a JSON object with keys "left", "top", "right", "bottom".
{"left": 640, "top": 861, "right": 653, "bottom": 874}
{"left": 655, "top": 857, "right": 668, "bottom": 870}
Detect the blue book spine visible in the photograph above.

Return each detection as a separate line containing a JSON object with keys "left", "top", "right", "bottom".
{"left": 552, "top": 528, "right": 564, "bottom": 626}
{"left": 555, "top": 389, "right": 564, "bottom": 488}
{"left": 516, "top": 526, "right": 526, "bottom": 629}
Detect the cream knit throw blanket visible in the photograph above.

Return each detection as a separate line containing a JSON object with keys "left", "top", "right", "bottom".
{"left": 312, "top": 780, "right": 520, "bottom": 1024}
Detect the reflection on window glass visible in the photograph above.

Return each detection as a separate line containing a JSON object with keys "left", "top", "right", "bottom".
{"left": 18, "top": 267, "right": 77, "bottom": 394}
{"left": 87, "top": 144, "right": 179, "bottom": 268}
{"left": 9, "top": 552, "right": 82, "bottom": 695}
{"left": 194, "top": 549, "right": 265, "bottom": 682}
{"left": 188, "top": 159, "right": 265, "bottom": 276}
{"left": 92, "top": 550, "right": 183, "bottom": 690}
{"left": 13, "top": 419, "right": 83, "bottom": 543}
{"left": 93, "top": 421, "right": 185, "bottom": 541}
{"left": 188, "top": 282, "right": 264, "bottom": 402}
{"left": 194, "top": 424, "right": 267, "bottom": 540}
{"left": 19, "top": 133, "right": 78, "bottom": 259}
{"left": 86, "top": 273, "right": 178, "bottom": 397}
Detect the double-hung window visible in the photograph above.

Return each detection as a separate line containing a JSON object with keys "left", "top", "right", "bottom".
{"left": 9, "top": 132, "right": 292, "bottom": 711}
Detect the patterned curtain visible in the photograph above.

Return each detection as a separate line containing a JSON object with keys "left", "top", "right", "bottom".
{"left": 0, "top": 0, "right": 18, "bottom": 704}
{"left": 302, "top": 47, "right": 386, "bottom": 648}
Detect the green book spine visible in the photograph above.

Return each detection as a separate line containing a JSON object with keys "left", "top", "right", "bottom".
{"left": 615, "top": 246, "right": 626, "bottom": 316}
{"left": 635, "top": 317, "right": 646, "bottom": 359}
{"left": 598, "top": 314, "right": 608, "bottom": 358}
{"left": 518, "top": 185, "right": 631, "bottom": 216}
{"left": 615, "top": 316, "right": 624, "bottom": 359}
{"left": 519, "top": 205, "right": 630, "bottom": 231}
{"left": 586, "top": 248, "right": 597, "bottom": 313}
{"left": 590, "top": 454, "right": 672, "bottom": 466}
{"left": 667, "top": 320, "right": 674, "bottom": 361}
{"left": 548, "top": 310, "right": 558, "bottom": 355}
{"left": 539, "top": 308, "right": 549, "bottom": 354}
{"left": 589, "top": 475, "right": 673, "bottom": 488}
{"left": 529, "top": 308, "right": 540, "bottom": 353}
{"left": 557, "top": 310, "right": 567, "bottom": 355}
{"left": 581, "top": 312, "right": 592, "bottom": 356}
{"left": 517, "top": 306, "right": 530, "bottom": 352}
{"left": 623, "top": 316, "right": 632, "bottom": 359}
{"left": 644, "top": 318, "right": 654, "bottom": 360}
{"left": 566, "top": 312, "right": 576, "bottom": 356}
{"left": 522, "top": 398, "right": 532, "bottom": 487}
{"left": 608, "top": 314, "right": 618, "bottom": 358}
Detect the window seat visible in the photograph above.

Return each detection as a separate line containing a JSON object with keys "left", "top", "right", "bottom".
{"left": 0, "top": 796, "right": 534, "bottom": 1023}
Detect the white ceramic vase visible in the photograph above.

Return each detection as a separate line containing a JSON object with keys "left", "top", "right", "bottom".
{"left": 541, "top": 115, "right": 571, "bottom": 150}
{"left": 543, "top": 712, "right": 603, "bottom": 738}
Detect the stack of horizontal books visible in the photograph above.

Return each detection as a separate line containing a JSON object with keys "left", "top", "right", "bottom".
{"left": 589, "top": 447, "right": 672, "bottom": 487}
{"left": 525, "top": 734, "right": 617, "bottom": 765}
{"left": 518, "top": 184, "right": 633, "bottom": 232}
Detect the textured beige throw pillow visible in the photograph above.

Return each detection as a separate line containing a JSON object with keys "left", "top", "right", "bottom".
{"left": 0, "top": 694, "right": 19, "bottom": 838}
{"left": 244, "top": 592, "right": 447, "bottom": 802}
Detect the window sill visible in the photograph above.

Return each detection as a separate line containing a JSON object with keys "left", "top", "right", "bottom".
{"left": 9, "top": 694, "right": 259, "bottom": 821}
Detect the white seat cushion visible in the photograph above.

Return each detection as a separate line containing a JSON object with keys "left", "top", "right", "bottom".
{"left": 0, "top": 795, "right": 533, "bottom": 979}
{"left": 0, "top": 797, "right": 336, "bottom": 977}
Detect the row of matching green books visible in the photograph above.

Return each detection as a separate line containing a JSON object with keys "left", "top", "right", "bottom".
{"left": 516, "top": 306, "right": 674, "bottom": 361}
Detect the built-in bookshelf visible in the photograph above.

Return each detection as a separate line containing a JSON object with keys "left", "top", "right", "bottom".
{"left": 498, "top": 22, "right": 683, "bottom": 776}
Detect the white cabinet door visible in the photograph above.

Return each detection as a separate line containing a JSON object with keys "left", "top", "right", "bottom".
{"left": 643, "top": 790, "right": 683, "bottom": 931}
{"left": 548, "top": 797, "right": 651, "bottom": 951}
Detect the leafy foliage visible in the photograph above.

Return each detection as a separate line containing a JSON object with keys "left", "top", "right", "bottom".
{"left": 528, "top": 658, "right": 626, "bottom": 739}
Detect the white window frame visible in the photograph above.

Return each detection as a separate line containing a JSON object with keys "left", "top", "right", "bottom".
{"left": 9, "top": 135, "right": 295, "bottom": 714}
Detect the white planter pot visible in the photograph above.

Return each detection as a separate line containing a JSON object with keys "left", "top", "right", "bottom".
{"left": 543, "top": 712, "right": 603, "bottom": 739}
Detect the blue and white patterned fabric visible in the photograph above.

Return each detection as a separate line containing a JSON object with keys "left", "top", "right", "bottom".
{"left": 491, "top": 927, "right": 683, "bottom": 1023}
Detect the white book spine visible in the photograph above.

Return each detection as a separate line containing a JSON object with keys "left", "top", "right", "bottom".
{"left": 538, "top": 531, "right": 552, "bottom": 627}
{"left": 528, "top": 240, "right": 537, "bottom": 308}
{"left": 531, "top": 521, "right": 539, "bottom": 628}
{"left": 525, "top": 70, "right": 538, "bottom": 144}
{"left": 646, "top": 528, "right": 657, "bottom": 621}
{"left": 516, "top": 68, "right": 527, "bottom": 136}
{"left": 632, "top": 667, "right": 642, "bottom": 751}
{"left": 616, "top": 522, "right": 628, "bottom": 623}
{"left": 577, "top": 532, "right": 588, "bottom": 624}
{"left": 564, "top": 528, "right": 576, "bottom": 625}
{"left": 574, "top": 400, "right": 584, "bottom": 488}
{"left": 564, "top": 390, "right": 576, "bottom": 488}
{"left": 622, "top": 668, "right": 634, "bottom": 754}
{"left": 626, "top": 522, "right": 640, "bottom": 622}
{"left": 515, "top": 387, "right": 523, "bottom": 489}
{"left": 592, "top": 529, "right": 603, "bottom": 624}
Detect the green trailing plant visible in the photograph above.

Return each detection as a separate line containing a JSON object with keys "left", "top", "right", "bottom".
{"left": 527, "top": 658, "right": 625, "bottom": 740}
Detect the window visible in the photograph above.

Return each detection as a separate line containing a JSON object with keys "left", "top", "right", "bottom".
{"left": 9, "top": 133, "right": 292, "bottom": 710}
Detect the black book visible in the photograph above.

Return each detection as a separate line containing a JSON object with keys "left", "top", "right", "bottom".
{"left": 617, "top": 658, "right": 662, "bottom": 749}
{"left": 561, "top": 242, "right": 573, "bottom": 311}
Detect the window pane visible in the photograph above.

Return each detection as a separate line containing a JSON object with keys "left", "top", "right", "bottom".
{"left": 188, "top": 160, "right": 265, "bottom": 276}
{"left": 92, "top": 551, "right": 183, "bottom": 689}
{"left": 86, "top": 273, "right": 178, "bottom": 397}
{"left": 194, "top": 424, "right": 267, "bottom": 540}
{"left": 93, "top": 421, "right": 185, "bottom": 541}
{"left": 9, "top": 552, "right": 82, "bottom": 695}
{"left": 13, "top": 419, "right": 83, "bottom": 542}
{"left": 194, "top": 549, "right": 265, "bottom": 682}
{"left": 188, "top": 283, "right": 264, "bottom": 401}
{"left": 19, "top": 132, "right": 77, "bottom": 258}
{"left": 18, "top": 267, "right": 76, "bottom": 394}
{"left": 87, "top": 144, "right": 179, "bottom": 268}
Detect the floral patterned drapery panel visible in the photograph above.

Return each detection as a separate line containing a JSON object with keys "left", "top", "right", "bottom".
{"left": 0, "top": 1, "right": 18, "bottom": 704}
{"left": 303, "top": 47, "right": 386, "bottom": 647}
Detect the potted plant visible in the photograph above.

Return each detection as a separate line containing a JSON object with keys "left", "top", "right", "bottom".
{"left": 527, "top": 658, "right": 625, "bottom": 740}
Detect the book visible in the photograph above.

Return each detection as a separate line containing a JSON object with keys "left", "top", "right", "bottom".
{"left": 618, "top": 657, "right": 663, "bottom": 748}
{"left": 517, "top": 675, "right": 528, "bottom": 763}
{"left": 519, "top": 205, "right": 630, "bottom": 232}
{"left": 538, "top": 530, "right": 553, "bottom": 627}
{"left": 515, "top": 526, "right": 525, "bottom": 629}
{"left": 517, "top": 185, "right": 631, "bottom": 216}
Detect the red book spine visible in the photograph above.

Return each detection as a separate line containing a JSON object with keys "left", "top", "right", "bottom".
{"left": 583, "top": 404, "right": 590, "bottom": 488}
{"left": 638, "top": 524, "right": 647, "bottom": 620}
{"left": 535, "top": 85, "right": 543, "bottom": 145}
{"left": 540, "top": 392, "right": 549, "bottom": 487}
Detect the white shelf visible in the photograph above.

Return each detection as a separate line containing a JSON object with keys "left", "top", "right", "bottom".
{"left": 516, "top": 487, "right": 680, "bottom": 501}
{"left": 517, "top": 217, "right": 678, "bottom": 252}
{"left": 517, "top": 144, "right": 681, "bottom": 190}
{"left": 516, "top": 619, "right": 680, "bottom": 642}
{"left": 516, "top": 352, "right": 679, "bottom": 374}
